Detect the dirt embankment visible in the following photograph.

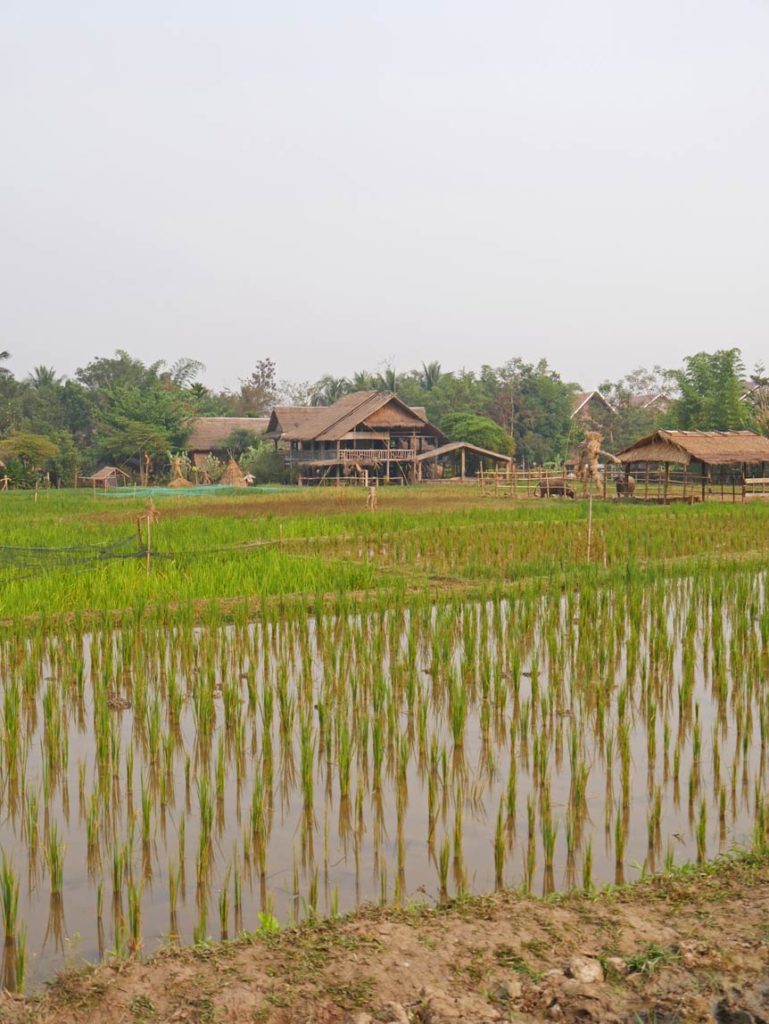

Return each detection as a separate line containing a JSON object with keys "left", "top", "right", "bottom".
{"left": 3, "top": 856, "right": 769, "bottom": 1024}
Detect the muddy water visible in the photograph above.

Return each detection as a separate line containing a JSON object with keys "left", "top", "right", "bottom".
{"left": 0, "top": 574, "right": 766, "bottom": 988}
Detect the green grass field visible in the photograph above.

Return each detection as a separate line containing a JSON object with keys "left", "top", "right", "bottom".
{"left": 2, "top": 484, "right": 769, "bottom": 622}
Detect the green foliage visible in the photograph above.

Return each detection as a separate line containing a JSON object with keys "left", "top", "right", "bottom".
{"left": 97, "top": 419, "right": 173, "bottom": 464}
{"left": 0, "top": 433, "right": 60, "bottom": 485}
{"left": 490, "top": 359, "right": 575, "bottom": 466}
{"left": 440, "top": 413, "right": 514, "bottom": 455}
{"left": 0, "top": 346, "right": 762, "bottom": 475}
{"left": 238, "top": 445, "right": 286, "bottom": 484}
{"left": 222, "top": 428, "right": 267, "bottom": 458}
{"left": 671, "top": 348, "right": 752, "bottom": 431}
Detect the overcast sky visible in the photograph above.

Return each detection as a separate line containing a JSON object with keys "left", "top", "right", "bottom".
{"left": 2, "top": 0, "right": 769, "bottom": 391}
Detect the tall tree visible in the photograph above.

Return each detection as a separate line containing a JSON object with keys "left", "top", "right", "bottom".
{"left": 419, "top": 361, "right": 443, "bottom": 391}
{"left": 27, "top": 365, "right": 63, "bottom": 388}
{"left": 671, "top": 348, "right": 751, "bottom": 430}
{"left": 232, "top": 359, "right": 278, "bottom": 415}
{"left": 158, "top": 357, "right": 206, "bottom": 389}
{"left": 488, "top": 360, "right": 575, "bottom": 466}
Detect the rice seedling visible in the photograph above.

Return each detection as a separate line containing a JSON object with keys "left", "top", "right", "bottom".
{"left": 0, "top": 852, "right": 20, "bottom": 943}
{"left": 45, "top": 826, "right": 65, "bottom": 896}
{"left": 127, "top": 880, "right": 143, "bottom": 954}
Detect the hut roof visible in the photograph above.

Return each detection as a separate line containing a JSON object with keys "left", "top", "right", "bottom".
{"left": 616, "top": 429, "right": 769, "bottom": 466}
{"left": 626, "top": 393, "right": 670, "bottom": 410}
{"left": 571, "top": 391, "right": 616, "bottom": 418}
{"left": 83, "top": 466, "right": 130, "bottom": 481}
{"left": 187, "top": 417, "right": 269, "bottom": 451}
{"left": 265, "top": 407, "right": 324, "bottom": 441}
{"left": 415, "top": 441, "right": 513, "bottom": 463}
{"left": 265, "top": 392, "right": 446, "bottom": 443}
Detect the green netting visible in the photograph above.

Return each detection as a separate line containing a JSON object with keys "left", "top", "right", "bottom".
{"left": 99, "top": 485, "right": 290, "bottom": 498}
{"left": 0, "top": 536, "right": 142, "bottom": 580}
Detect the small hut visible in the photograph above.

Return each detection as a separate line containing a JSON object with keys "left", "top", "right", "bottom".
{"left": 616, "top": 429, "right": 769, "bottom": 502}
{"left": 219, "top": 458, "right": 248, "bottom": 488}
{"left": 82, "top": 466, "right": 131, "bottom": 490}
{"left": 414, "top": 441, "right": 513, "bottom": 481}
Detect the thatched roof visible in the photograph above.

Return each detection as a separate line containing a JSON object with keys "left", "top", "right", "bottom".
{"left": 571, "top": 391, "right": 615, "bottom": 418}
{"left": 219, "top": 457, "right": 248, "bottom": 487}
{"left": 415, "top": 441, "right": 512, "bottom": 463}
{"left": 616, "top": 430, "right": 769, "bottom": 466}
{"left": 187, "top": 417, "right": 268, "bottom": 451}
{"left": 83, "top": 466, "right": 130, "bottom": 481}
{"left": 265, "top": 407, "right": 321, "bottom": 441}
{"left": 265, "top": 392, "right": 446, "bottom": 443}
{"left": 626, "top": 393, "right": 670, "bottom": 410}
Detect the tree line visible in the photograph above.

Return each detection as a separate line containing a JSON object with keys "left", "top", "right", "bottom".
{"left": 0, "top": 347, "right": 766, "bottom": 485}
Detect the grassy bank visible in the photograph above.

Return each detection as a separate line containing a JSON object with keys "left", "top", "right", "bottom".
{"left": 2, "top": 851, "right": 769, "bottom": 1023}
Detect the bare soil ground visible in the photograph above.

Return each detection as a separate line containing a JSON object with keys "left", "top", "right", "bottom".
{"left": 3, "top": 855, "right": 769, "bottom": 1024}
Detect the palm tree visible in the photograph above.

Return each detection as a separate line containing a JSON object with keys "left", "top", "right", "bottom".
{"left": 375, "top": 367, "right": 398, "bottom": 393}
{"left": 0, "top": 351, "right": 10, "bottom": 378}
{"left": 167, "top": 358, "right": 205, "bottom": 388}
{"left": 419, "top": 361, "right": 442, "bottom": 391}
{"left": 309, "top": 375, "right": 351, "bottom": 406}
{"left": 351, "top": 371, "right": 377, "bottom": 391}
{"left": 26, "top": 365, "right": 62, "bottom": 388}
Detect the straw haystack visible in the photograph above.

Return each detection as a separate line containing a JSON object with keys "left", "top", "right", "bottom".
{"left": 220, "top": 457, "right": 248, "bottom": 487}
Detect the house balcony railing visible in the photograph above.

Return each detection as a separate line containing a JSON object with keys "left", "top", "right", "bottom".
{"left": 290, "top": 448, "right": 418, "bottom": 464}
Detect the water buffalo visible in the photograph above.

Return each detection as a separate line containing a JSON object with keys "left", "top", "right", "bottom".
{"left": 616, "top": 474, "right": 636, "bottom": 497}
{"left": 535, "top": 479, "right": 575, "bottom": 499}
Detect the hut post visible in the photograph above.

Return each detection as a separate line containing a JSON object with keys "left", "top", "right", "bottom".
{"left": 701, "top": 462, "right": 706, "bottom": 502}
{"left": 682, "top": 461, "right": 687, "bottom": 500}
{"left": 663, "top": 462, "right": 669, "bottom": 503}
{"left": 460, "top": 447, "right": 466, "bottom": 481}
{"left": 644, "top": 462, "right": 649, "bottom": 501}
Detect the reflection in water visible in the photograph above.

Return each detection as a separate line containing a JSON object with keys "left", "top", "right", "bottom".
{"left": 0, "top": 569, "right": 768, "bottom": 987}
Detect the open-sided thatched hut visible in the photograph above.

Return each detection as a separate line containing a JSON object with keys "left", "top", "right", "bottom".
{"left": 616, "top": 429, "right": 769, "bottom": 502}
{"left": 81, "top": 466, "right": 131, "bottom": 489}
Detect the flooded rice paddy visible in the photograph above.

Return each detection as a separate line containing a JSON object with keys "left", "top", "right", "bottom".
{"left": 1, "top": 569, "right": 768, "bottom": 988}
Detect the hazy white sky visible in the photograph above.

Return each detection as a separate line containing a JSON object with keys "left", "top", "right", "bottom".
{"left": 2, "top": 0, "right": 769, "bottom": 390}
